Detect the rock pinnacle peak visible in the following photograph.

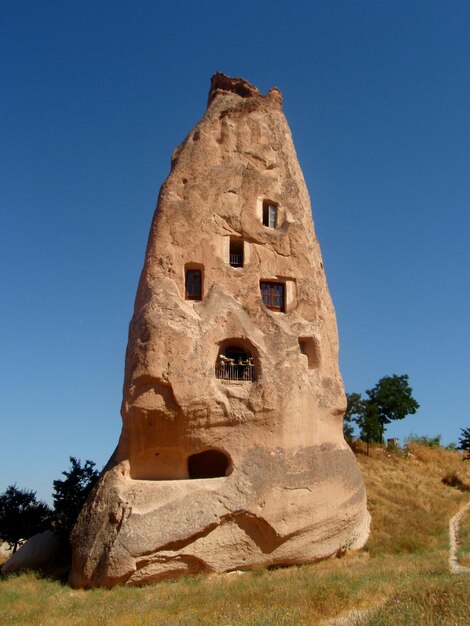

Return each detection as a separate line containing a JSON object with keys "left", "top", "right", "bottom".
{"left": 70, "top": 74, "right": 369, "bottom": 588}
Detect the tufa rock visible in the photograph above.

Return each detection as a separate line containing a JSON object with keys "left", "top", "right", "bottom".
{"left": 2, "top": 531, "right": 69, "bottom": 578}
{"left": 0, "top": 542, "right": 13, "bottom": 563}
{"left": 70, "top": 72, "right": 370, "bottom": 588}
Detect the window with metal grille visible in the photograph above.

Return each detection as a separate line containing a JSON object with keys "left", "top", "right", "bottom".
{"left": 262, "top": 201, "right": 277, "bottom": 228}
{"left": 185, "top": 269, "right": 202, "bottom": 300}
{"left": 260, "top": 281, "right": 285, "bottom": 312}
{"left": 229, "top": 237, "right": 244, "bottom": 267}
{"left": 215, "top": 345, "right": 256, "bottom": 382}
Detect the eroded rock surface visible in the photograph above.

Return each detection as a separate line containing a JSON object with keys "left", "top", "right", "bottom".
{"left": 70, "top": 73, "right": 369, "bottom": 588}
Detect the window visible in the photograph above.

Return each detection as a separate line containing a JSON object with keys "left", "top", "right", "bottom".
{"left": 229, "top": 237, "right": 244, "bottom": 267}
{"left": 215, "top": 344, "right": 256, "bottom": 382}
{"left": 298, "top": 337, "right": 320, "bottom": 369}
{"left": 260, "top": 281, "right": 285, "bottom": 312}
{"left": 185, "top": 269, "right": 202, "bottom": 300}
{"left": 262, "top": 201, "right": 277, "bottom": 228}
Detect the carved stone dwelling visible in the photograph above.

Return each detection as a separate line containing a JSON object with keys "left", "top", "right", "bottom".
{"left": 70, "top": 73, "right": 370, "bottom": 588}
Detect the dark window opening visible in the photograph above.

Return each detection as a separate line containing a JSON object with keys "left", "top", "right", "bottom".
{"left": 260, "top": 281, "right": 285, "bottom": 312}
{"left": 188, "top": 450, "right": 230, "bottom": 479}
{"left": 262, "top": 201, "right": 277, "bottom": 228}
{"left": 215, "top": 345, "right": 256, "bottom": 382}
{"left": 185, "top": 269, "right": 202, "bottom": 300}
{"left": 229, "top": 237, "right": 244, "bottom": 267}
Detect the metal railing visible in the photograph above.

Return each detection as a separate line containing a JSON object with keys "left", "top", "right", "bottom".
{"left": 229, "top": 253, "right": 243, "bottom": 267}
{"left": 215, "top": 363, "right": 256, "bottom": 382}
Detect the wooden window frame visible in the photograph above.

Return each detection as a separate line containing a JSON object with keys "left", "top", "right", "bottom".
{"left": 260, "top": 281, "right": 285, "bottom": 312}
{"left": 185, "top": 269, "right": 202, "bottom": 300}
{"left": 262, "top": 201, "right": 278, "bottom": 228}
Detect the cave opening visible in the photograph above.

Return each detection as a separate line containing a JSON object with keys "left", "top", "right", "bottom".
{"left": 187, "top": 450, "right": 230, "bottom": 479}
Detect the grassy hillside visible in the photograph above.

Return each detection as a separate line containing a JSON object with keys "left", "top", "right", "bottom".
{"left": 1, "top": 444, "right": 469, "bottom": 625}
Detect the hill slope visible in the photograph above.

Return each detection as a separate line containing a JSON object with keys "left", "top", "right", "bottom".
{"left": 1, "top": 444, "right": 470, "bottom": 625}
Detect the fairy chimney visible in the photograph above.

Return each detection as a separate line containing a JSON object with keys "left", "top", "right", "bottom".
{"left": 70, "top": 73, "right": 370, "bottom": 588}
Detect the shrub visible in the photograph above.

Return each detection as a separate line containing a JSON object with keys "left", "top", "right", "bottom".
{"left": 405, "top": 433, "right": 441, "bottom": 448}
{"left": 442, "top": 471, "right": 470, "bottom": 492}
{"left": 0, "top": 486, "right": 51, "bottom": 553}
{"left": 52, "top": 457, "right": 99, "bottom": 538}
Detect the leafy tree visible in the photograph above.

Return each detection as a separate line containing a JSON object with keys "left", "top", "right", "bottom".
{"left": 0, "top": 486, "right": 51, "bottom": 553}
{"left": 344, "top": 374, "right": 419, "bottom": 453}
{"left": 366, "top": 374, "right": 419, "bottom": 442}
{"left": 52, "top": 457, "right": 99, "bottom": 538}
{"left": 343, "top": 392, "right": 382, "bottom": 453}
{"left": 343, "top": 392, "right": 362, "bottom": 440}
{"left": 355, "top": 402, "right": 383, "bottom": 455}
{"left": 458, "top": 427, "right": 470, "bottom": 460}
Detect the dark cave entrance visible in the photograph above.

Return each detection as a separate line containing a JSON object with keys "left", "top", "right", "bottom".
{"left": 187, "top": 450, "right": 230, "bottom": 479}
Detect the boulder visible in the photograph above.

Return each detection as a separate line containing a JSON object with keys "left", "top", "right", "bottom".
{"left": 70, "top": 73, "right": 370, "bottom": 588}
{"left": 0, "top": 542, "right": 13, "bottom": 564}
{"left": 2, "top": 531, "right": 69, "bottom": 578}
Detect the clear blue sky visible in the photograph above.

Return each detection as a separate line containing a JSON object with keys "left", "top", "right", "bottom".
{"left": 1, "top": 1, "right": 469, "bottom": 504}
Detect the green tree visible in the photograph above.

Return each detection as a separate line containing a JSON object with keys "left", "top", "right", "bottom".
{"left": 52, "top": 457, "right": 99, "bottom": 538}
{"left": 344, "top": 374, "right": 419, "bottom": 453}
{"left": 366, "top": 374, "right": 419, "bottom": 442}
{"left": 343, "top": 392, "right": 363, "bottom": 440}
{"left": 458, "top": 427, "right": 470, "bottom": 460}
{"left": 343, "top": 392, "right": 382, "bottom": 453}
{"left": 355, "top": 402, "right": 383, "bottom": 455}
{"left": 0, "top": 486, "right": 51, "bottom": 553}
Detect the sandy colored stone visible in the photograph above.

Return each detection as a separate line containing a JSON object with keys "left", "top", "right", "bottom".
{"left": 2, "top": 531, "right": 69, "bottom": 577}
{"left": 70, "top": 73, "right": 370, "bottom": 588}
{"left": 0, "top": 542, "right": 13, "bottom": 562}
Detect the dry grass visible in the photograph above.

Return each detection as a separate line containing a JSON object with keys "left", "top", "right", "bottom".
{"left": 1, "top": 444, "right": 470, "bottom": 625}
{"left": 357, "top": 442, "right": 470, "bottom": 558}
{"left": 457, "top": 507, "right": 470, "bottom": 567}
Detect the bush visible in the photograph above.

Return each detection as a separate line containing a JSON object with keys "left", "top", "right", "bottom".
{"left": 442, "top": 471, "right": 470, "bottom": 492}
{"left": 0, "top": 486, "right": 51, "bottom": 553}
{"left": 52, "top": 457, "right": 99, "bottom": 538}
{"left": 405, "top": 433, "right": 441, "bottom": 448}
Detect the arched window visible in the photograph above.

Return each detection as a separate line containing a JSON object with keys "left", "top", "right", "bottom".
{"left": 215, "top": 344, "right": 256, "bottom": 382}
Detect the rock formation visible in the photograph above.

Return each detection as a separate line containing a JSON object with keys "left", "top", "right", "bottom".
{"left": 2, "top": 531, "right": 69, "bottom": 578}
{"left": 70, "top": 73, "right": 370, "bottom": 588}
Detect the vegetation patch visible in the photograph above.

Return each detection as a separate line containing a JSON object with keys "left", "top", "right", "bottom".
{"left": 442, "top": 471, "right": 470, "bottom": 492}
{"left": 457, "top": 508, "right": 470, "bottom": 567}
{"left": 1, "top": 445, "right": 470, "bottom": 624}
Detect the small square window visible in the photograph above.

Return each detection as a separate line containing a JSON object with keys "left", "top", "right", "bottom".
{"left": 262, "top": 202, "right": 277, "bottom": 228}
{"left": 260, "top": 281, "right": 285, "bottom": 312}
{"left": 185, "top": 269, "right": 202, "bottom": 300}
